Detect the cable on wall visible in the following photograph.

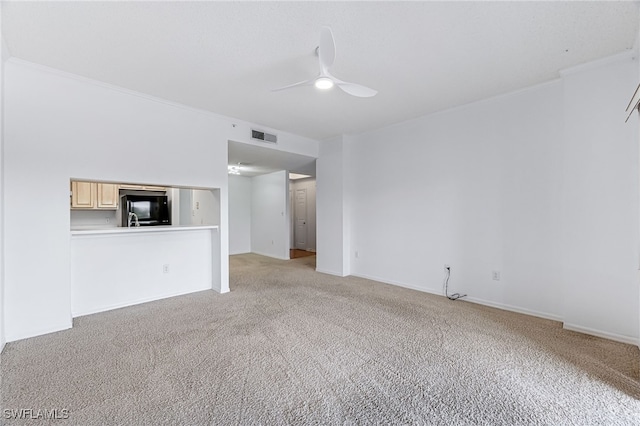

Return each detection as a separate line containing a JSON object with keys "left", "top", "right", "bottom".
{"left": 443, "top": 266, "right": 466, "bottom": 301}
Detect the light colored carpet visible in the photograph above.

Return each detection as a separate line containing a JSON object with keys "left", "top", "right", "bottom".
{"left": 1, "top": 253, "right": 639, "bottom": 425}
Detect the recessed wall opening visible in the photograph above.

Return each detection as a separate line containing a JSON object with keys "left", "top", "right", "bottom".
{"left": 69, "top": 179, "right": 220, "bottom": 230}
{"left": 68, "top": 179, "right": 223, "bottom": 317}
{"left": 227, "top": 140, "right": 317, "bottom": 265}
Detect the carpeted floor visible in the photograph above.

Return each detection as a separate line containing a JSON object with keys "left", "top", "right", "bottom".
{"left": 1, "top": 253, "right": 639, "bottom": 425}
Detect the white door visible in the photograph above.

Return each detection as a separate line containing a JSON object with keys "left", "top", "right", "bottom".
{"left": 295, "top": 188, "right": 307, "bottom": 250}
{"left": 289, "top": 189, "right": 294, "bottom": 248}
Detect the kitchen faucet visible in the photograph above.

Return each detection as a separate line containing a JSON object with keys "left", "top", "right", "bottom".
{"left": 128, "top": 212, "right": 140, "bottom": 227}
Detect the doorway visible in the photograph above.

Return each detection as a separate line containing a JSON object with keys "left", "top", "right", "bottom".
{"left": 289, "top": 175, "right": 316, "bottom": 259}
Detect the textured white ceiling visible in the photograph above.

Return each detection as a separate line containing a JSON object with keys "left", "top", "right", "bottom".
{"left": 3, "top": 1, "right": 639, "bottom": 141}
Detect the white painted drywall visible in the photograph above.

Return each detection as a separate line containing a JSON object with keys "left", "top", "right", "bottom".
{"left": 3, "top": 59, "right": 229, "bottom": 341}
{"left": 251, "top": 171, "right": 289, "bottom": 260}
{"left": 70, "top": 210, "right": 119, "bottom": 229}
{"left": 346, "top": 54, "right": 639, "bottom": 343}
{"left": 227, "top": 121, "right": 319, "bottom": 159}
{"left": 71, "top": 229, "right": 213, "bottom": 316}
{"left": 229, "top": 174, "right": 252, "bottom": 255}
{"left": 1, "top": 57, "right": 319, "bottom": 343}
{"left": 0, "top": 6, "right": 6, "bottom": 353}
{"left": 349, "top": 82, "right": 563, "bottom": 319}
{"left": 290, "top": 177, "right": 317, "bottom": 252}
{"left": 178, "top": 188, "right": 193, "bottom": 226}
{"left": 316, "top": 136, "right": 351, "bottom": 276}
{"left": 191, "top": 189, "right": 219, "bottom": 226}
{"left": 168, "top": 187, "right": 180, "bottom": 225}
{"left": 560, "top": 54, "right": 639, "bottom": 342}
{"left": 637, "top": 27, "right": 640, "bottom": 353}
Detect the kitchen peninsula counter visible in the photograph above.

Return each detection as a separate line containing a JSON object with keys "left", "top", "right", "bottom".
{"left": 71, "top": 225, "right": 218, "bottom": 236}
{"left": 70, "top": 225, "right": 222, "bottom": 317}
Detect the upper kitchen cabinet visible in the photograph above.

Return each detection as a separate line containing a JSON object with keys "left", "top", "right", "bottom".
{"left": 96, "top": 183, "right": 119, "bottom": 209}
{"left": 119, "top": 184, "right": 167, "bottom": 191}
{"left": 70, "top": 181, "right": 119, "bottom": 210}
{"left": 70, "top": 181, "right": 95, "bottom": 208}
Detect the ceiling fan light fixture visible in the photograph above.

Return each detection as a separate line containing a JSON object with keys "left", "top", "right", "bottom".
{"left": 314, "top": 77, "right": 334, "bottom": 90}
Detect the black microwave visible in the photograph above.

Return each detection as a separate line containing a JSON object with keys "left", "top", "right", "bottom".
{"left": 121, "top": 195, "right": 170, "bottom": 227}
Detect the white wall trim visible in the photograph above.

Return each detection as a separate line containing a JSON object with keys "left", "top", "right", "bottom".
{"left": 6, "top": 322, "right": 72, "bottom": 344}
{"left": 351, "top": 272, "right": 442, "bottom": 297}
{"left": 352, "top": 274, "right": 637, "bottom": 345}
{"left": 316, "top": 268, "right": 348, "bottom": 277}
{"left": 352, "top": 273, "right": 565, "bottom": 323}
{"left": 464, "top": 296, "right": 562, "bottom": 323}
{"left": 251, "top": 250, "right": 289, "bottom": 261}
{"left": 559, "top": 50, "right": 636, "bottom": 77}
{"left": 72, "top": 288, "right": 213, "bottom": 318}
{"left": 562, "top": 323, "right": 638, "bottom": 346}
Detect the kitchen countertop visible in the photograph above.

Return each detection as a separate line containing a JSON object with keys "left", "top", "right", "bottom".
{"left": 71, "top": 225, "right": 218, "bottom": 236}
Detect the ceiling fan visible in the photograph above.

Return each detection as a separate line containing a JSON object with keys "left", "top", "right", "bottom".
{"left": 272, "top": 27, "right": 377, "bottom": 98}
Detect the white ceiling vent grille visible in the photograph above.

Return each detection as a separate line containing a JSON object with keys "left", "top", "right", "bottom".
{"left": 251, "top": 129, "right": 277, "bottom": 144}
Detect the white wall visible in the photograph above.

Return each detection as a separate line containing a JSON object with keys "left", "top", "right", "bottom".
{"left": 229, "top": 174, "right": 252, "bottom": 255}
{"left": 228, "top": 123, "right": 319, "bottom": 160}
{"left": 560, "top": 54, "right": 640, "bottom": 342}
{"left": 0, "top": 52, "right": 320, "bottom": 342}
{"left": 191, "top": 188, "right": 219, "bottom": 226}
{"left": 290, "top": 177, "right": 317, "bottom": 252}
{"left": 344, "top": 56, "right": 640, "bottom": 342}
{"left": 251, "top": 171, "right": 289, "bottom": 260}
{"left": 3, "top": 60, "right": 232, "bottom": 342}
{"left": 70, "top": 210, "right": 119, "bottom": 229}
{"left": 71, "top": 229, "right": 213, "bottom": 316}
{"left": 0, "top": 4, "right": 6, "bottom": 353}
{"left": 316, "top": 135, "right": 351, "bottom": 276}
{"left": 345, "top": 54, "right": 639, "bottom": 343}
{"left": 178, "top": 188, "right": 193, "bottom": 226}
{"left": 349, "top": 81, "right": 564, "bottom": 319}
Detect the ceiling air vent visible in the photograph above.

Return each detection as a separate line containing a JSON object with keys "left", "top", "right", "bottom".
{"left": 251, "top": 129, "right": 277, "bottom": 144}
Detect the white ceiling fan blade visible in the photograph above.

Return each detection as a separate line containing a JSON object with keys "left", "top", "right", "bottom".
{"left": 319, "top": 26, "right": 336, "bottom": 71}
{"left": 336, "top": 81, "right": 378, "bottom": 98}
{"left": 271, "top": 78, "right": 314, "bottom": 92}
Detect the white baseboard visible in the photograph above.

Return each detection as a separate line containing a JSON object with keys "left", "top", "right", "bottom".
{"left": 350, "top": 272, "right": 442, "bottom": 297}
{"left": 6, "top": 321, "right": 73, "bottom": 344}
{"left": 562, "top": 323, "right": 638, "bottom": 346}
{"left": 464, "top": 296, "right": 562, "bottom": 322}
{"left": 251, "top": 250, "right": 288, "bottom": 261}
{"left": 316, "top": 268, "right": 347, "bottom": 277}
{"left": 72, "top": 286, "right": 210, "bottom": 318}
{"left": 351, "top": 273, "right": 636, "bottom": 346}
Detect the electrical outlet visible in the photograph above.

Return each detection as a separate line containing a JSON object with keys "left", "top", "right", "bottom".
{"left": 163, "top": 264, "right": 170, "bottom": 274}
{"left": 355, "top": 251, "right": 359, "bottom": 259}
{"left": 105, "top": 217, "right": 110, "bottom": 224}
{"left": 492, "top": 270, "right": 501, "bottom": 281}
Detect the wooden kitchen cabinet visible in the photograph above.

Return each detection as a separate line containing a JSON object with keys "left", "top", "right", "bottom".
{"left": 97, "top": 183, "right": 119, "bottom": 209}
{"left": 70, "top": 181, "right": 96, "bottom": 208}
{"left": 119, "top": 184, "right": 167, "bottom": 191}
{"left": 70, "top": 181, "right": 119, "bottom": 210}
